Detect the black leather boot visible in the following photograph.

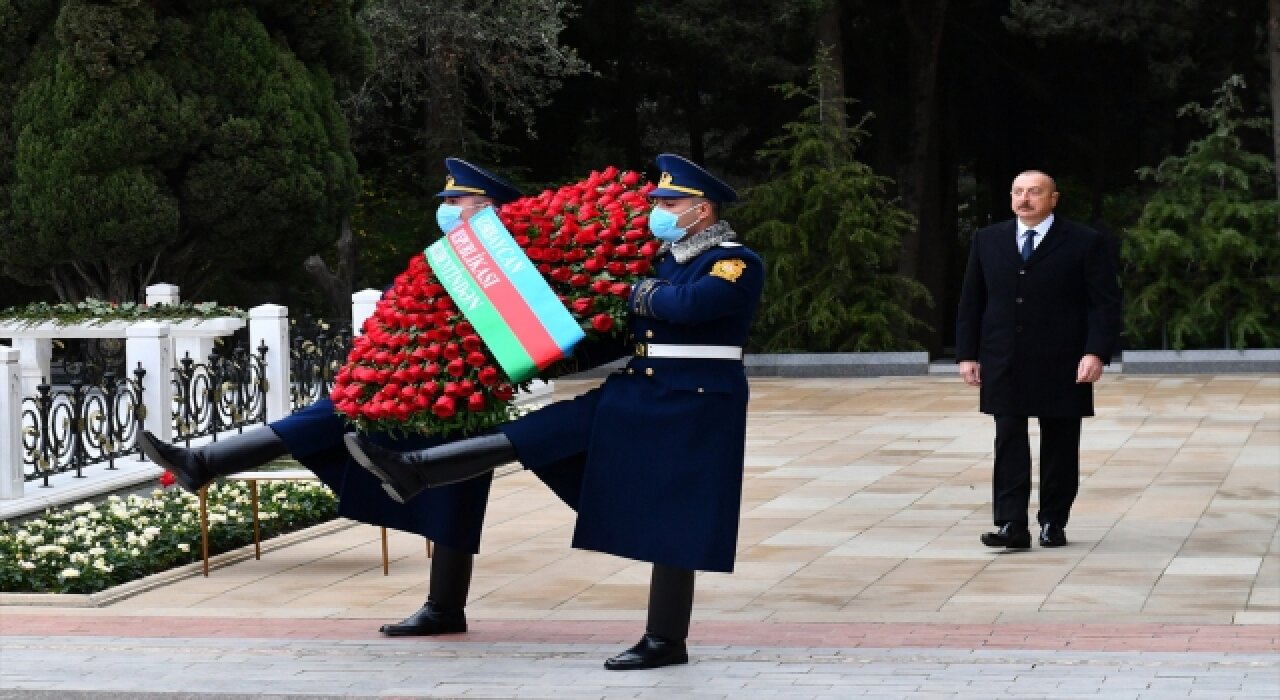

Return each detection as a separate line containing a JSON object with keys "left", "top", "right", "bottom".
{"left": 604, "top": 564, "right": 694, "bottom": 670}
{"left": 137, "top": 427, "right": 288, "bottom": 492}
{"left": 344, "top": 433, "right": 517, "bottom": 504}
{"left": 380, "top": 544, "right": 472, "bottom": 636}
{"left": 603, "top": 634, "right": 689, "bottom": 671}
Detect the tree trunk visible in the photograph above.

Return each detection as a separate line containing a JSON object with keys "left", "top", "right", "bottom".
{"left": 1270, "top": 0, "right": 1280, "bottom": 203}
{"left": 302, "top": 217, "right": 357, "bottom": 317}
{"left": 897, "top": 0, "right": 950, "bottom": 355}
{"left": 816, "top": 1, "right": 847, "bottom": 131}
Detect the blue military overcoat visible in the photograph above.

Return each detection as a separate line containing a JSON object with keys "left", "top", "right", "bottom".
{"left": 272, "top": 399, "right": 492, "bottom": 553}
{"left": 501, "top": 240, "right": 764, "bottom": 572}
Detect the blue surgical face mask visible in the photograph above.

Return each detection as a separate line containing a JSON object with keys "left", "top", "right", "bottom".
{"left": 648, "top": 202, "right": 704, "bottom": 242}
{"left": 436, "top": 203, "right": 486, "bottom": 233}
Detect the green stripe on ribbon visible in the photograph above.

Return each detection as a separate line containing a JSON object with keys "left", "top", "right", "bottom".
{"left": 426, "top": 239, "right": 538, "bottom": 382}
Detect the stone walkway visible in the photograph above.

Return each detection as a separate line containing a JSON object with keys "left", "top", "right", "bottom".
{"left": 1, "top": 374, "right": 1277, "bottom": 698}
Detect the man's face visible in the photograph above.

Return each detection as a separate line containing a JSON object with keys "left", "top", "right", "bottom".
{"left": 1010, "top": 173, "right": 1058, "bottom": 224}
{"left": 443, "top": 195, "right": 493, "bottom": 221}
{"left": 652, "top": 197, "right": 708, "bottom": 229}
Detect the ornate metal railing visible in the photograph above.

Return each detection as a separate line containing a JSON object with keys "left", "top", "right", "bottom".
{"left": 21, "top": 364, "right": 147, "bottom": 485}
{"left": 170, "top": 341, "right": 268, "bottom": 445}
{"left": 289, "top": 316, "right": 351, "bottom": 412}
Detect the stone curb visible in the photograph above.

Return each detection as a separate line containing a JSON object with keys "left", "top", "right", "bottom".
{"left": 0, "top": 518, "right": 356, "bottom": 608}
{"left": 1121, "top": 349, "right": 1280, "bottom": 374}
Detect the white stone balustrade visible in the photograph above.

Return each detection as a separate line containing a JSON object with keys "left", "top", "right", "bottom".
{"left": 0, "top": 348, "right": 22, "bottom": 500}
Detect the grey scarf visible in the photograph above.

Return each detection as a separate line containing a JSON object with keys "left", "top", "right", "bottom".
{"left": 661, "top": 221, "right": 738, "bottom": 264}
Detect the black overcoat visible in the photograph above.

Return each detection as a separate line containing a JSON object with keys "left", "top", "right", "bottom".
{"left": 955, "top": 217, "right": 1121, "bottom": 417}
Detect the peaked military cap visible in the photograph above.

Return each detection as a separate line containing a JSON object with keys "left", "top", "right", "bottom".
{"left": 437, "top": 157, "right": 522, "bottom": 204}
{"left": 649, "top": 153, "right": 737, "bottom": 204}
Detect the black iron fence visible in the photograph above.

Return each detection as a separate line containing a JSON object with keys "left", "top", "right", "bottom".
{"left": 169, "top": 341, "right": 269, "bottom": 446}
{"left": 289, "top": 316, "right": 351, "bottom": 413}
{"left": 21, "top": 364, "right": 147, "bottom": 486}
{"left": 18, "top": 316, "right": 349, "bottom": 485}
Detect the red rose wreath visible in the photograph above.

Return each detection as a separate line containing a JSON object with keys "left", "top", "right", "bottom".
{"left": 330, "top": 167, "right": 657, "bottom": 437}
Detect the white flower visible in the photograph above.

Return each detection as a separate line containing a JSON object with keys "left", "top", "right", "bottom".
{"left": 125, "top": 532, "right": 138, "bottom": 545}
{"left": 27, "top": 534, "right": 44, "bottom": 545}
{"left": 180, "top": 513, "right": 192, "bottom": 524}
{"left": 14, "top": 529, "right": 29, "bottom": 542}
{"left": 208, "top": 513, "right": 227, "bottom": 523}
{"left": 143, "top": 527, "right": 161, "bottom": 538}
{"left": 55, "top": 535, "right": 72, "bottom": 546}
{"left": 137, "top": 535, "right": 151, "bottom": 547}
{"left": 34, "top": 544, "right": 65, "bottom": 555}
{"left": 73, "top": 516, "right": 89, "bottom": 527}
{"left": 93, "top": 560, "right": 112, "bottom": 573}
{"left": 177, "top": 543, "right": 190, "bottom": 553}
{"left": 227, "top": 510, "right": 239, "bottom": 519}
{"left": 69, "top": 552, "right": 88, "bottom": 564}
{"left": 88, "top": 511, "right": 102, "bottom": 521}
{"left": 151, "top": 489, "right": 163, "bottom": 498}
{"left": 106, "top": 494, "right": 122, "bottom": 502}
{"left": 19, "top": 561, "right": 35, "bottom": 570}
{"left": 59, "top": 568, "right": 80, "bottom": 579}
{"left": 72, "top": 503, "right": 93, "bottom": 514}
{"left": 136, "top": 515, "right": 150, "bottom": 526}
{"left": 88, "top": 547, "right": 106, "bottom": 557}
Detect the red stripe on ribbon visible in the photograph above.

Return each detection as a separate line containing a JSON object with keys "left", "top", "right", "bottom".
{"left": 448, "top": 224, "right": 566, "bottom": 369}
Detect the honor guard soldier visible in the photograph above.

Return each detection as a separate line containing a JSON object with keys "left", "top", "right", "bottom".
{"left": 346, "top": 153, "right": 765, "bottom": 671}
{"left": 138, "top": 158, "right": 523, "bottom": 637}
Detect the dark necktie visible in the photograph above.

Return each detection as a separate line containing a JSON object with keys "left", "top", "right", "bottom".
{"left": 1021, "top": 230, "right": 1036, "bottom": 261}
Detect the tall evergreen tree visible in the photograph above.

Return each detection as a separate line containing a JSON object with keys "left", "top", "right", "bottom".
{"left": 735, "top": 54, "right": 929, "bottom": 352}
{"left": 0, "top": 0, "right": 371, "bottom": 302}
{"left": 1122, "top": 76, "right": 1279, "bottom": 350}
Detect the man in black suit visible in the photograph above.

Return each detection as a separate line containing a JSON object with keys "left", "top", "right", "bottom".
{"left": 955, "top": 170, "right": 1121, "bottom": 549}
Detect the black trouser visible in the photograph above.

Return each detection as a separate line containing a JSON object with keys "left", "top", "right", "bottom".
{"left": 993, "top": 415, "right": 1082, "bottom": 527}
{"left": 646, "top": 563, "right": 695, "bottom": 642}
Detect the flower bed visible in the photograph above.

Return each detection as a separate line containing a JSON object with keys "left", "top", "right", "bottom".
{"left": 0, "top": 480, "right": 337, "bottom": 594}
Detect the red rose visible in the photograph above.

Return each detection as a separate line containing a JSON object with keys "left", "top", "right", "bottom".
{"left": 466, "top": 351, "right": 487, "bottom": 367}
{"left": 584, "top": 258, "right": 603, "bottom": 274}
{"left": 591, "top": 314, "right": 614, "bottom": 332}
{"left": 159, "top": 471, "right": 176, "bottom": 488}
{"left": 621, "top": 170, "right": 641, "bottom": 186}
{"left": 493, "top": 383, "right": 515, "bottom": 402}
{"left": 432, "top": 396, "right": 456, "bottom": 419}
{"left": 443, "top": 343, "right": 461, "bottom": 360}
{"left": 606, "top": 262, "right": 626, "bottom": 277}
{"left": 447, "top": 359, "right": 466, "bottom": 377}
{"left": 467, "top": 393, "right": 486, "bottom": 412}
{"left": 628, "top": 260, "right": 651, "bottom": 275}
{"left": 462, "top": 334, "right": 482, "bottom": 352}
{"left": 610, "top": 282, "right": 631, "bottom": 297}
{"left": 477, "top": 366, "right": 500, "bottom": 386}
{"left": 570, "top": 273, "right": 590, "bottom": 288}
{"left": 571, "top": 297, "right": 594, "bottom": 315}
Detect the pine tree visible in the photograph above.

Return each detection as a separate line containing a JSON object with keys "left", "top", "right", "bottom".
{"left": 1122, "top": 75, "right": 1280, "bottom": 349}
{"left": 735, "top": 51, "right": 929, "bottom": 352}
{"left": 0, "top": 0, "right": 372, "bottom": 302}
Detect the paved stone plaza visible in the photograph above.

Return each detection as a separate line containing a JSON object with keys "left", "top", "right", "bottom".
{"left": 1, "top": 374, "right": 1277, "bottom": 698}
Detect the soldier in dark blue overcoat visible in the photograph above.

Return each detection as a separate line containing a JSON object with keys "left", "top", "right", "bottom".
{"left": 345, "top": 154, "right": 765, "bottom": 671}
{"left": 137, "top": 158, "right": 523, "bottom": 637}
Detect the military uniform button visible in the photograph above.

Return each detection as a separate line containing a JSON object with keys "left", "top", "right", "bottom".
{"left": 645, "top": 330, "right": 654, "bottom": 339}
{"left": 627, "top": 368, "right": 635, "bottom": 375}
{"left": 1016, "top": 297, "right": 1023, "bottom": 303}
{"left": 697, "top": 388, "right": 705, "bottom": 393}
{"left": 645, "top": 367, "right": 654, "bottom": 377}
{"left": 1019, "top": 270, "right": 1026, "bottom": 275}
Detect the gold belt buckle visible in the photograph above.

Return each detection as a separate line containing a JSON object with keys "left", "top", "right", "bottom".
{"left": 634, "top": 343, "right": 648, "bottom": 357}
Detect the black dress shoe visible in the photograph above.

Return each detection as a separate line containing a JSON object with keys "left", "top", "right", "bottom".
{"left": 980, "top": 523, "right": 1031, "bottom": 549}
{"left": 603, "top": 633, "right": 689, "bottom": 671}
{"left": 378, "top": 602, "right": 466, "bottom": 636}
{"left": 1039, "top": 523, "right": 1068, "bottom": 547}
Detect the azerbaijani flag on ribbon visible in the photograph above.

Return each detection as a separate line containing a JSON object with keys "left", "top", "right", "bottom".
{"left": 425, "top": 207, "right": 585, "bottom": 383}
